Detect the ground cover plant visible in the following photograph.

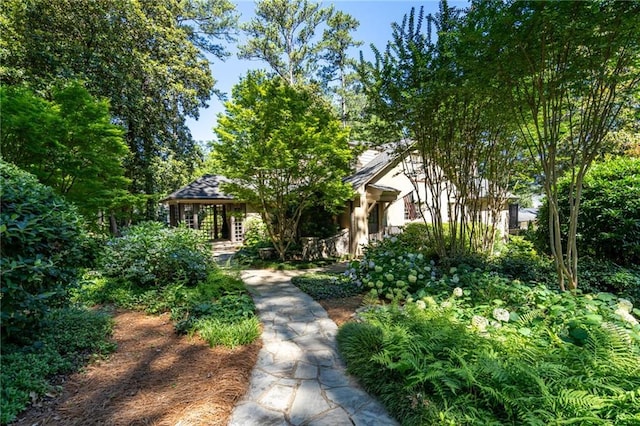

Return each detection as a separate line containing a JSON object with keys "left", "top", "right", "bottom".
{"left": 1, "top": 308, "right": 115, "bottom": 424}
{"left": 291, "top": 273, "right": 363, "bottom": 300}
{"left": 338, "top": 234, "right": 640, "bottom": 425}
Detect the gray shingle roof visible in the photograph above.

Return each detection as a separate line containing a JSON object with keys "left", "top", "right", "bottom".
{"left": 344, "top": 149, "right": 396, "bottom": 189}
{"left": 161, "top": 174, "right": 235, "bottom": 201}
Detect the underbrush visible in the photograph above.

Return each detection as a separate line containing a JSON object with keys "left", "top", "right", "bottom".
{"left": 74, "top": 268, "right": 260, "bottom": 348}
{"left": 291, "top": 273, "right": 363, "bottom": 299}
{"left": 1, "top": 307, "right": 115, "bottom": 424}
{"left": 338, "top": 233, "right": 640, "bottom": 424}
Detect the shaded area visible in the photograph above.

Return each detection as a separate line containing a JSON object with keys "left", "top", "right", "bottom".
{"left": 11, "top": 310, "right": 261, "bottom": 426}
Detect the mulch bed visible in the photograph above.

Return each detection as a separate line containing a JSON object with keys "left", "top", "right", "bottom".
{"left": 11, "top": 310, "right": 261, "bottom": 426}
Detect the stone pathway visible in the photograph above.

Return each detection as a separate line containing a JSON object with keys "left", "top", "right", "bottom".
{"left": 228, "top": 269, "right": 398, "bottom": 426}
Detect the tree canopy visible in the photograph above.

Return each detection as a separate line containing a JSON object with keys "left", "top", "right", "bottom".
{"left": 214, "top": 72, "right": 353, "bottom": 259}
{"left": 1, "top": 0, "right": 238, "bottom": 220}
{"left": 1, "top": 83, "right": 130, "bottom": 223}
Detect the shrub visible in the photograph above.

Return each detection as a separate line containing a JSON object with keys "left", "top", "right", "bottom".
{"left": 0, "top": 161, "right": 87, "bottom": 344}
{"left": 494, "top": 236, "right": 555, "bottom": 284}
{"left": 99, "top": 222, "right": 212, "bottom": 287}
{"left": 577, "top": 257, "right": 640, "bottom": 304}
{"left": 242, "top": 216, "right": 270, "bottom": 248}
{"left": 338, "top": 286, "right": 640, "bottom": 425}
{"left": 0, "top": 307, "right": 115, "bottom": 424}
{"left": 291, "top": 273, "right": 363, "bottom": 299}
{"left": 75, "top": 269, "right": 261, "bottom": 348}
{"left": 536, "top": 157, "right": 640, "bottom": 266}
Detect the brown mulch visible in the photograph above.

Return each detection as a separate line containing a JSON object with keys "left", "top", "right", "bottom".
{"left": 319, "top": 294, "right": 364, "bottom": 327}
{"left": 11, "top": 292, "right": 361, "bottom": 426}
{"left": 11, "top": 310, "right": 261, "bottom": 426}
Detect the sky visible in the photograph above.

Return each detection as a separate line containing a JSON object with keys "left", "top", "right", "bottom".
{"left": 186, "top": 0, "right": 468, "bottom": 143}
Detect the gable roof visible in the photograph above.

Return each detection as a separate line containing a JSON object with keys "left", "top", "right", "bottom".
{"left": 161, "top": 174, "right": 235, "bottom": 202}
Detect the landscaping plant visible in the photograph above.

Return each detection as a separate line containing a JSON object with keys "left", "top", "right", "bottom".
{"left": 99, "top": 221, "right": 212, "bottom": 287}
{"left": 0, "top": 161, "right": 89, "bottom": 344}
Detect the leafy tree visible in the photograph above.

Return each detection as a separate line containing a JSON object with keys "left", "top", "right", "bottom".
{"left": 1, "top": 0, "right": 237, "bottom": 220}
{"left": 0, "top": 83, "right": 130, "bottom": 224}
{"left": 317, "top": 11, "right": 362, "bottom": 126}
{"left": 214, "top": 72, "right": 353, "bottom": 260}
{"left": 536, "top": 157, "right": 640, "bottom": 267}
{"left": 239, "top": 0, "right": 334, "bottom": 85}
{"left": 470, "top": 0, "right": 640, "bottom": 290}
{"left": 360, "top": 3, "right": 522, "bottom": 257}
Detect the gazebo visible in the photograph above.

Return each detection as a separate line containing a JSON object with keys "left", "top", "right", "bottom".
{"left": 161, "top": 174, "right": 247, "bottom": 242}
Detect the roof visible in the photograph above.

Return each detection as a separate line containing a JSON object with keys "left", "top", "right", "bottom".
{"left": 344, "top": 142, "right": 407, "bottom": 189}
{"left": 161, "top": 174, "right": 235, "bottom": 202}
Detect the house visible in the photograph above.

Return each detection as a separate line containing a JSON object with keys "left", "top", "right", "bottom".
{"left": 160, "top": 174, "right": 253, "bottom": 243}
{"left": 163, "top": 144, "right": 513, "bottom": 257}
{"left": 339, "top": 143, "right": 512, "bottom": 256}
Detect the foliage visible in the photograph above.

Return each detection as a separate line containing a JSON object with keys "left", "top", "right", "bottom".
{"left": 0, "top": 83, "right": 131, "bottom": 222}
{"left": 359, "top": 3, "right": 522, "bottom": 258}
{"left": 338, "top": 277, "right": 640, "bottom": 425}
{"left": 576, "top": 257, "right": 640, "bottom": 305}
{"left": 1, "top": 0, "right": 237, "bottom": 219}
{"left": 242, "top": 216, "right": 271, "bottom": 248}
{"left": 291, "top": 273, "right": 363, "bottom": 299}
{"left": 536, "top": 157, "right": 640, "bottom": 267}
{"left": 494, "top": 236, "right": 555, "bottom": 285}
{"left": 0, "top": 307, "right": 115, "bottom": 424}
{"left": 0, "top": 161, "right": 88, "bottom": 344}
{"left": 98, "top": 222, "right": 212, "bottom": 287}
{"left": 214, "top": 72, "right": 353, "bottom": 260}
{"left": 468, "top": 0, "right": 640, "bottom": 290}
{"left": 239, "top": 0, "right": 334, "bottom": 85}
{"left": 74, "top": 269, "right": 260, "bottom": 349}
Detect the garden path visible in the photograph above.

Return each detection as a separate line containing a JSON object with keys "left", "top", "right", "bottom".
{"left": 228, "top": 269, "right": 398, "bottom": 426}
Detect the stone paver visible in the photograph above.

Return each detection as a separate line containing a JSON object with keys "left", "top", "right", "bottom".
{"left": 228, "top": 269, "right": 398, "bottom": 426}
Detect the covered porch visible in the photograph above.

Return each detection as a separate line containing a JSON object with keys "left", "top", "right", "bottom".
{"left": 161, "top": 175, "right": 247, "bottom": 243}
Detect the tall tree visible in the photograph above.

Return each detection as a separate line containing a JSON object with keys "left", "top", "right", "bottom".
{"left": 360, "top": 3, "right": 522, "bottom": 257}
{"left": 0, "top": 0, "right": 237, "bottom": 221}
{"left": 214, "top": 72, "right": 353, "bottom": 260}
{"left": 0, "top": 83, "right": 130, "bottom": 225}
{"left": 317, "top": 11, "right": 362, "bottom": 125}
{"left": 239, "top": 0, "right": 334, "bottom": 85}
{"left": 470, "top": 0, "right": 640, "bottom": 290}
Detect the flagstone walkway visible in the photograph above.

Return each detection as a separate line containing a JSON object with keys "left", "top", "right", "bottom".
{"left": 228, "top": 269, "right": 398, "bottom": 426}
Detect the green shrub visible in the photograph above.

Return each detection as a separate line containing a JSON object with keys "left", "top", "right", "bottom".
{"left": 291, "top": 273, "right": 363, "bottom": 299}
{"left": 536, "top": 157, "right": 640, "bottom": 266}
{"left": 99, "top": 221, "right": 212, "bottom": 287}
{"left": 338, "top": 290, "right": 640, "bottom": 425}
{"left": 494, "top": 236, "right": 555, "bottom": 284}
{"left": 75, "top": 269, "right": 260, "bottom": 348}
{"left": 242, "top": 216, "right": 270, "bottom": 248}
{"left": 0, "top": 161, "right": 87, "bottom": 344}
{"left": 0, "top": 307, "right": 115, "bottom": 424}
{"left": 577, "top": 257, "right": 640, "bottom": 304}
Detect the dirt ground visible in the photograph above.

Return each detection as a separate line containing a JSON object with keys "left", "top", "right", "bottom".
{"left": 11, "top": 310, "right": 261, "bottom": 426}
{"left": 11, "top": 298, "right": 360, "bottom": 426}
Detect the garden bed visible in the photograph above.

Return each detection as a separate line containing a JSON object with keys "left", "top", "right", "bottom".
{"left": 10, "top": 309, "right": 261, "bottom": 426}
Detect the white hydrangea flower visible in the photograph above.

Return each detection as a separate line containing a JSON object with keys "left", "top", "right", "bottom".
{"left": 441, "top": 301, "right": 452, "bottom": 309}
{"left": 385, "top": 273, "right": 394, "bottom": 282}
{"left": 453, "top": 287, "right": 463, "bottom": 298}
{"left": 451, "top": 275, "right": 460, "bottom": 284}
{"left": 492, "top": 308, "right": 510, "bottom": 322}
{"left": 375, "top": 266, "right": 383, "bottom": 273}
{"left": 472, "top": 315, "right": 489, "bottom": 332}
{"left": 617, "top": 298, "right": 633, "bottom": 313}
{"left": 615, "top": 308, "right": 639, "bottom": 326}
{"left": 416, "top": 300, "right": 426, "bottom": 310}
{"left": 408, "top": 275, "right": 417, "bottom": 284}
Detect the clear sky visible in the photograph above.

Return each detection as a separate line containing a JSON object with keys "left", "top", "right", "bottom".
{"left": 186, "top": 0, "right": 468, "bottom": 143}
